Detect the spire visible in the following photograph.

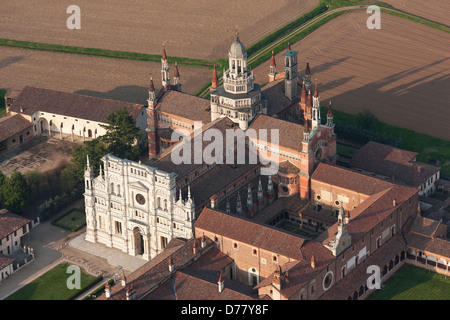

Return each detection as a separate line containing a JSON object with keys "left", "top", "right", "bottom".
{"left": 121, "top": 271, "right": 127, "bottom": 287}
{"left": 257, "top": 178, "right": 263, "bottom": 200}
{"left": 174, "top": 62, "right": 180, "bottom": 78}
{"left": 211, "top": 65, "right": 218, "bottom": 90}
{"left": 300, "top": 81, "right": 307, "bottom": 105}
{"left": 187, "top": 185, "right": 192, "bottom": 201}
{"left": 247, "top": 184, "right": 253, "bottom": 208}
{"left": 306, "top": 90, "right": 313, "bottom": 111}
{"left": 86, "top": 154, "right": 90, "bottom": 169}
{"left": 305, "top": 59, "right": 311, "bottom": 75}
{"left": 327, "top": 101, "right": 333, "bottom": 117}
{"left": 99, "top": 164, "right": 103, "bottom": 178}
{"left": 270, "top": 51, "right": 276, "bottom": 67}
{"left": 179, "top": 189, "right": 183, "bottom": 202}
{"left": 314, "top": 81, "right": 319, "bottom": 98}
{"left": 149, "top": 76, "right": 155, "bottom": 93}
{"left": 162, "top": 46, "right": 167, "bottom": 61}
{"left": 236, "top": 192, "right": 242, "bottom": 214}
{"left": 286, "top": 42, "right": 291, "bottom": 52}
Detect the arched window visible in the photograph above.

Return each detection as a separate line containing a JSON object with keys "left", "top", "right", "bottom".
{"left": 157, "top": 197, "right": 161, "bottom": 209}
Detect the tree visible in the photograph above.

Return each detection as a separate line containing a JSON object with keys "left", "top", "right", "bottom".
{"left": 2, "top": 171, "right": 30, "bottom": 214}
{"left": 25, "top": 168, "right": 44, "bottom": 197}
{"left": 0, "top": 170, "right": 5, "bottom": 206}
{"left": 59, "top": 167, "right": 80, "bottom": 194}
{"left": 355, "top": 109, "right": 378, "bottom": 130}
{"left": 99, "top": 107, "right": 142, "bottom": 161}
{"left": 71, "top": 138, "right": 108, "bottom": 178}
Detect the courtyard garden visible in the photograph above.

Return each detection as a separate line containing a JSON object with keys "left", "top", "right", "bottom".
{"left": 51, "top": 208, "right": 86, "bottom": 232}
{"left": 367, "top": 264, "right": 450, "bottom": 300}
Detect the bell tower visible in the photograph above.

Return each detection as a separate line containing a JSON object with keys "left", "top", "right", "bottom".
{"left": 284, "top": 49, "right": 299, "bottom": 101}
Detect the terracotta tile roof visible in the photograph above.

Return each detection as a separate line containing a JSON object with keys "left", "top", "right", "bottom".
{"left": 100, "top": 237, "right": 216, "bottom": 300}
{"left": 405, "top": 232, "right": 450, "bottom": 258}
{"left": 320, "top": 234, "right": 407, "bottom": 300}
{"left": 249, "top": 114, "right": 304, "bottom": 151}
{"left": 350, "top": 141, "right": 440, "bottom": 188}
{"left": 410, "top": 216, "right": 442, "bottom": 238}
{"left": 0, "top": 114, "right": 32, "bottom": 142}
{"left": 186, "top": 161, "right": 259, "bottom": 206}
{"left": 278, "top": 160, "right": 300, "bottom": 174}
{"left": 0, "top": 209, "right": 31, "bottom": 240}
{"left": 143, "top": 269, "right": 256, "bottom": 300}
{"left": 9, "top": 86, "right": 144, "bottom": 123}
{"left": 151, "top": 117, "right": 247, "bottom": 180}
{"left": 156, "top": 90, "right": 211, "bottom": 124}
{"left": 311, "top": 163, "right": 394, "bottom": 196}
{"left": 317, "top": 184, "right": 418, "bottom": 244}
{"left": 261, "top": 79, "right": 300, "bottom": 116}
{"left": 254, "top": 240, "right": 334, "bottom": 298}
{"left": 0, "top": 254, "right": 15, "bottom": 269}
{"left": 195, "top": 208, "right": 307, "bottom": 260}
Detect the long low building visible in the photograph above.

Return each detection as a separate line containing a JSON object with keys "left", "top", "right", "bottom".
{"left": 7, "top": 86, "right": 147, "bottom": 141}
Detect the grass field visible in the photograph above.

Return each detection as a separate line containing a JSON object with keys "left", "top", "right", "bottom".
{"left": 367, "top": 264, "right": 450, "bottom": 300}
{"left": 5, "top": 263, "right": 101, "bottom": 300}
{"left": 52, "top": 208, "right": 86, "bottom": 232}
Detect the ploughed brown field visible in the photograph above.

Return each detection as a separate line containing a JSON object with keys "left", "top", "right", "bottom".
{"left": 382, "top": 0, "right": 450, "bottom": 26}
{"left": 0, "top": 46, "right": 211, "bottom": 104}
{"left": 254, "top": 11, "right": 450, "bottom": 140}
{"left": 0, "top": 0, "right": 318, "bottom": 61}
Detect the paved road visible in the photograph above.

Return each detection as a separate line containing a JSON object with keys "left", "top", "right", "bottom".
{"left": 0, "top": 199, "right": 146, "bottom": 300}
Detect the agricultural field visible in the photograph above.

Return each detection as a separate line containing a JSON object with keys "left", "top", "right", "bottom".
{"left": 254, "top": 11, "right": 450, "bottom": 140}
{"left": 0, "top": 0, "right": 318, "bottom": 61}
{"left": 4, "top": 263, "right": 101, "bottom": 300}
{"left": 382, "top": 0, "right": 450, "bottom": 26}
{"left": 367, "top": 264, "right": 450, "bottom": 300}
{"left": 0, "top": 46, "right": 211, "bottom": 104}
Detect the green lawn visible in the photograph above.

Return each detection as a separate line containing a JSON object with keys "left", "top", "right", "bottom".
{"left": 52, "top": 208, "right": 86, "bottom": 232}
{"left": 367, "top": 264, "right": 450, "bottom": 300}
{"left": 5, "top": 263, "right": 101, "bottom": 300}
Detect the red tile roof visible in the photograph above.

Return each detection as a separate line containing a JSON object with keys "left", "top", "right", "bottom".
{"left": 320, "top": 234, "right": 407, "bottom": 300}
{"left": 311, "top": 163, "right": 394, "bottom": 196}
{"left": 0, "top": 209, "right": 31, "bottom": 240}
{"left": 9, "top": 86, "right": 145, "bottom": 123}
{"left": 249, "top": 114, "right": 304, "bottom": 151}
{"left": 195, "top": 208, "right": 307, "bottom": 260}
{"left": 0, "top": 254, "right": 15, "bottom": 269}
{"left": 156, "top": 89, "right": 211, "bottom": 124}
{"left": 0, "top": 114, "right": 32, "bottom": 142}
{"left": 143, "top": 269, "right": 255, "bottom": 300}
{"left": 350, "top": 141, "right": 440, "bottom": 188}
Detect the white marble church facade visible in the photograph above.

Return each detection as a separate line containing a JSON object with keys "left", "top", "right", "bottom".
{"left": 84, "top": 154, "right": 195, "bottom": 260}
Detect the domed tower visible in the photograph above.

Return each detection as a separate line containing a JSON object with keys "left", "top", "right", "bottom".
{"left": 210, "top": 33, "right": 266, "bottom": 130}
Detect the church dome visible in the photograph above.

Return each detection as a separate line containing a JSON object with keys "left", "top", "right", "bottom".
{"left": 229, "top": 35, "right": 247, "bottom": 59}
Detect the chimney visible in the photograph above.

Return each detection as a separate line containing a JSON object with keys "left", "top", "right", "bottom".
{"left": 126, "top": 284, "right": 134, "bottom": 300}
{"left": 121, "top": 271, "right": 127, "bottom": 287}
{"left": 311, "top": 255, "right": 316, "bottom": 269}
{"left": 272, "top": 265, "right": 282, "bottom": 291}
{"left": 393, "top": 198, "right": 396, "bottom": 207}
{"left": 168, "top": 256, "right": 174, "bottom": 272}
{"left": 193, "top": 239, "right": 198, "bottom": 255}
{"left": 201, "top": 234, "right": 206, "bottom": 248}
{"left": 105, "top": 281, "right": 111, "bottom": 298}
{"left": 218, "top": 272, "right": 224, "bottom": 293}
